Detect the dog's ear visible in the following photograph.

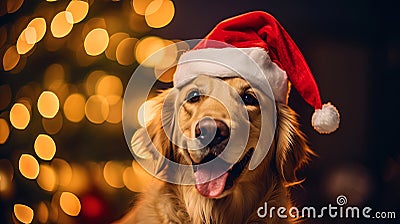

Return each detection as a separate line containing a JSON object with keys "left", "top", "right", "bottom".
{"left": 275, "top": 103, "right": 315, "bottom": 186}
{"left": 131, "top": 89, "right": 177, "bottom": 172}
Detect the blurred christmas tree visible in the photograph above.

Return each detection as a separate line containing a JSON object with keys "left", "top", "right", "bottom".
{"left": 0, "top": 0, "right": 176, "bottom": 223}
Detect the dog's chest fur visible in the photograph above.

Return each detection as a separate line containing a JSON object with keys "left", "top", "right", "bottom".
{"left": 132, "top": 176, "right": 294, "bottom": 224}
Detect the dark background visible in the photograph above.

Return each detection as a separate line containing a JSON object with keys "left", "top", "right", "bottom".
{"left": 1, "top": 0, "right": 399, "bottom": 223}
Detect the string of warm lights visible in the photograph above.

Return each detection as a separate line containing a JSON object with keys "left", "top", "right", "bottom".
{"left": 1, "top": 0, "right": 177, "bottom": 223}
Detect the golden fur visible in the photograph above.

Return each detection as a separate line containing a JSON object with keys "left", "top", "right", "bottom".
{"left": 117, "top": 76, "right": 314, "bottom": 224}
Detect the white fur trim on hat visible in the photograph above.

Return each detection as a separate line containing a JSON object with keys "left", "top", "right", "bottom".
{"left": 311, "top": 102, "right": 340, "bottom": 134}
{"left": 174, "top": 47, "right": 289, "bottom": 103}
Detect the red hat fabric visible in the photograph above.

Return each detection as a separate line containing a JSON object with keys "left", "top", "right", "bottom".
{"left": 173, "top": 11, "right": 339, "bottom": 134}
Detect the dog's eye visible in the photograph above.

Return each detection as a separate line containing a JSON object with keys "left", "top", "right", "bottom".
{"left": 242, "top": 93, "right": 259, "bottom": 106}
{"left": 186, "top": 90, "right": 201, "bottom": 103}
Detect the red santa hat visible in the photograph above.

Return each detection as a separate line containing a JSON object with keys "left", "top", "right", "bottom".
{"left": 173, "top": 11, "right": 340, "bottom": 134}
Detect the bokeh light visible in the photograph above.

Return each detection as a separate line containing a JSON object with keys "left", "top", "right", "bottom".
{"left": 27, "top": 18, "right": 46, "bottom": 43}
{"left": 95, "top": 75, "right": 123, "bottom": 105}
{"left": 85, "top": 70, "right": 107, "bottom": 95}
{"left": 19, "top": 154, "right": 39, "bottom": 179}
{"left": 3, "top": 45, "right": 20, "bottom": 71}
{"left": 7, "top": 0, "right": 24, "bottom": 14}
{"left": 16, "top": 29, "right": 35, "bottom": 54}
{"left": 42, "top": 112, "right": 63, "bottom": 135}
{"left": 51, "top": 11, "right": 74, "bottom": 38}
{"left": 10, "top": 103, "right": 30, "bottom": 130}
{"left": 0, "top": 118, "right": 10, "bottom": 144}
{"left": 14, "top": 204, "right": 34, "bottom": 224}
{"left": 145, "top": 0, "right": 175, "bottom": 28}
{"left": 0, "top": 159, "right": 14, "bottom": 197}
{"left": 37, "top": 91, "right": 60, "bottom": 119}
{"left": 36, "top": 202, "right": 49, "bottom": 223}
{"left": 116, "top": 37, "right": 138, "bottom": 65}
{"left": 135, "top": 36, "right": 167, "bottom": 67}
{"left": 37, "top": 164, "right": 57, "bottom": 192}
{"left": 103, "top": 161, "right": 125, "bottom": 188}
{"left": 51, "top": 159, "right": 72, "bottom": 187}
{"left": 123, "top": 160, "right": 157, "bottom": 192}
{"left": 64, "top": 93, "right": 86, "bottom": 123}
{"left": 106, "top": 97, "right": 122, "bottom": 124}
{"left": 84, "top": 28, "right": 109, "bottom": 56}
{"left": 34, "top": 134, "right": 56, "bottom": 161}
{"left": 154, "top": 65, "right": 176, "bottom": 83}
{"left": 66, "top": 0, "right": 89, "bottom": 24}
{"left": 105, "top": 32, "right": 129, "bottom": 61}
{"left": 60, "top": 192, "right": 81, "bottom": 216}
{"left": 153, "top": 39, "right": 178, "bottom": 71}
{"left": 132, "top": 0, "right": 153, "bottom": 15}
{"left": 43, "top": 64, "right": 65, "bottom": 89}
{"left": 85, "top": 95, "right": 109, "bottom": 124}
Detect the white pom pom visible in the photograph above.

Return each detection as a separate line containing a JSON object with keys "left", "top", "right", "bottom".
{"left": 311, "top": 102, "right": 340, "bottom": 134}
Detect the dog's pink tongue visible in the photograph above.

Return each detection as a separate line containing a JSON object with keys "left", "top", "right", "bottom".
{"left": 194, "top": 168, "right": 228, "bottom": 198}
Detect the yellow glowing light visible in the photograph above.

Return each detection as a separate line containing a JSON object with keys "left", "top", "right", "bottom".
{"left": 82, "top": 18, "right": 107, "bottom": 39}
{"left": 132, "top": 0, "right": 153, "bottom": 15}
{"left": 154, "top": 39, "right": 178, "bottom": 69}
{"left": 37, "top": 202, "right": 49, "bottom": 223}
{"left": 115, "top": 37, "right": 138, "bottom": 66}
{"left": 84, "top": 28, "right": 109, "bottom": 56}
{"left": 51, "top": 11, "right": 74, "bottom": 38}
{"left": 135, "top": 36, "right": 166, "bottom": 67}
{"left": 16, "top": 29, "right": 35, "bottom": 54}
{"left": 44, "top": 64, "right": 65, "bottom": 89}
{"left": 105, "top": 32, "right": 129, "bottom": 61}
{"left": 64, "top": 93, "right": 86, "bottom": 123}
{"left": 66, "top": 0, "right": 89, "bottom": 23}
{"left": 51, "top": 159, "right": 72, "bottom": 187}
{"left": 37, "top": 164, "right": 57, "bottom": 192}
{"left": 34, "top": 134, "right": 56, "bottom": 161}
{"left": 42, "top": 112, "right": 63, "bottom": 135}
{"left": 0, "top": 119, "right": 10, "bottom": 144}
{"left": 14, "top": 204, "right": 34, "bottom": 224}
{"left": 154, "top": 65, "right": 176, "bottom": 83}
{"left": 37, "top": 91, "right": 59, "bottom": 119}
{"left": 0, "top": 159, "right": 14, "bottom": 196}
{"left": 137, "top": 100, "right": 156, "bottom": 127}
{"left": 103, "top": 161, "right": 125, "bottom": 188}
{"left": 85, "top": 95, "right": 109, "bottom": 124}
{"left": 145, "top": 0, "right": 175, "bottom": 28}
{"left": 66, "top": 163, "right": 90, "bottom": 194}
{"left": 124, "top": 160, "right": 157, "bottom": 192}
{"left": 19, "top": 154, "right": 39, "bottom": 179}
{"left": 24, "top": 27, "right": 37, "bottom": 44}
{"left": 60, "top": 192, "right": 81, "bottom": 216}
{"left": 7, "top": 0, "right": 24, "bottom": 14}
{"left": 85, "top": 70, "right": 107, "bottom": 95}
{"left": 106, "top": 97, "right": 122, "bottom": 124}
{"left": 10, "top": 103, "right": 30, "bottom": 130}
{"left": 3, "top": 45, "right": 20, "bottom": 71}
{"left": 27, "top": 18, "right": 46, "bottom": 43}
{"left": 95, "top": 75, "right": 123, "bottom": 105}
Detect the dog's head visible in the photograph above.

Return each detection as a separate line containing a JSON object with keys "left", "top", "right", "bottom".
{"left": 131, "top": 75, "right": 312, "bottom": 198}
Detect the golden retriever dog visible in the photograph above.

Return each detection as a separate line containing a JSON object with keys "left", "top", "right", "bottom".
{"left": 117, "top": 74, "right": 314, "bottom": 224}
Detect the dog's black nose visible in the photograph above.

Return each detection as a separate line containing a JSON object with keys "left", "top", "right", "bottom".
{"left": 195, "top": 118, "right": 229, "bottom": 147}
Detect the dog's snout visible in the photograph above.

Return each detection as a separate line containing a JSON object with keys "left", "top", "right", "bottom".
{"left": 195, "top": 118, "right": 229, "bottom": 147}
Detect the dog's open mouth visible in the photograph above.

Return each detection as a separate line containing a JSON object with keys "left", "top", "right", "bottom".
{"left": 193, "top": 148, "right": 254, "bottom": 198}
